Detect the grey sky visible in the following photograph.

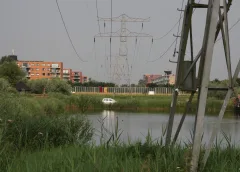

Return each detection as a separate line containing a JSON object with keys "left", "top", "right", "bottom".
{"left": 0, "top": 0, "right": 239, "bottom": 84}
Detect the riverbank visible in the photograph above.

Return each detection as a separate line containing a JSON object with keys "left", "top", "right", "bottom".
{"left": 45, "top": 93, "right": 235, "bottom": 114}
{"left": 0, "top": 91, "right": 239, "bottom": 172}
{"left": 5, "top": 143, "right": 240, "bottom": 172}
{"left": 0, "top": 91, "right": 235, "bottom": 115}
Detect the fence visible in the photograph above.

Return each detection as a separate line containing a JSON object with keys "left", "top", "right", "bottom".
{"left": 72, "top": 87, "right": 186, "bottom": 95}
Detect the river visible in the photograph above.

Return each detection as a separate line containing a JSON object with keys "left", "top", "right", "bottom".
{"left": 87, "top": 110, "right": 240, "bottom": 146}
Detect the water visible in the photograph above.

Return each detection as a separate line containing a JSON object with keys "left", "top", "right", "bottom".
{"left": 87, "top": 110, "right": 240, "bottom": 146}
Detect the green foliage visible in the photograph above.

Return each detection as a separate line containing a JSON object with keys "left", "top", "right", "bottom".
{"left": 46, "top": 78, "right": 72, "bottom": 95}
{"left": 0, "top": 61, "right": 26, "bottom": 86}
{"left": 27, "top": 78, "right": 71, "bottom": 95}
{"left": 68, "top": 95, "right": 101, "bottom": 113}
{"left": 0, "top": 115, "right": 93, "bottom": 151}
{"left": 3, "top": 141, "right": 240, "bottom": 172}
{"left": 27, "top": 79, "right": 48, "bottom": 94}
{"left": 0, "top": 78, "right": 11, "bottom": 92}
{"left": 72, "top": 81, "right": 116, "bottom": 87}
{"left": 0, "top": 56, "right": 15, "bottom": 64}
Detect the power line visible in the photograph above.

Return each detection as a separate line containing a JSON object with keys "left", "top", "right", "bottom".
{"left": 154, "top": 0, "right": 201, "bottom": 41}
{"left": 147, "top": 39, "right": 176, "bottom": 62}
{"left": 55, "top": 0, "right": 87, "bottom": 62}
{"left": 216, "top": 17, "right": 240, "bottom": 43}
{"left": 173, "top": 0, "right": 185, "bottom": 56}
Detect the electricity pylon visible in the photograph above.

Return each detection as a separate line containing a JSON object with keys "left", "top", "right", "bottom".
{"left": 164, "top": 0, "right": 239, "bottom": 171}
{"left": 95, "top": 14, "right": 152, "bottom": 85}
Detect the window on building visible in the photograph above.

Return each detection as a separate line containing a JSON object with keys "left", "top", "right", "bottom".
{"left": 42, "top": 73, "right": 45, "bottom": 76}
{"left": 42, "top": 68, "right": 45, "bottom": 71}
{"left": 36, "top": 63, "right": 39, "bottom": 66}
{"left": 47, "top": 64, "right": 50, "bottom": 66}
{"left": 31, "top": 74, "right": 35, "bottom": 76}
{"left": 36, "top": 68, "right": 39, "bottom": 71}
{"left": 42, "top": 64, "right": 46, "bottom": 66}
{"left": 36, "top": 73, "right": 39, "bottom": 76}
{"left": 47, "top": 73, "right": 50, "bottom": 76}
{"left": 31, "top": 64, "right": 34, "bottom": 66}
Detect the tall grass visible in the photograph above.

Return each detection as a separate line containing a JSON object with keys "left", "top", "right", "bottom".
{"left": 4, "top": 137, "right": 240, "bottom": 172}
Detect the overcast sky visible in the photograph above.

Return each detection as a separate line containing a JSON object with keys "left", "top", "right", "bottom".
{"left": 0, "top": 0, "right": 239, "bottom": 84}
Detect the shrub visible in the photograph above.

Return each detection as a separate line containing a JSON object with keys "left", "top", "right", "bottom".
{"left": 0, "top": 115, "right": 93, "bottom": 151}
{"left": 27, "top": 79, "right": 72, "bottom": 95}
{"left": 0, "top": 78, "right": 11, "bottom": 91}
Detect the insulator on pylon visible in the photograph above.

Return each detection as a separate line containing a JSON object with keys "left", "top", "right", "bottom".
{"left": 152, "top": 38, "right": 153, "bottom": 44}
{"left": 94, "top": 37, "right": 95, "bottom": 43}
{"left": 135, "top": 38, "right": 137, "bottom": 43}
{"left": 142, "top": 23, "right": 143, "bottom": 29}
{"left": 104, "top": 22, "right": 106, "bottom": 28}
{"left": 110, "top": 38, "right": 111, "bottom": 42}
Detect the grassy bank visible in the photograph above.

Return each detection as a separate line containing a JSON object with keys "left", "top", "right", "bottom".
{"left": 54, "top": 93, "right": 235, "bottom": 114}
{"left": 0, "top": 91, "right": 235, "bottom": 115}
{"left": 4, "top": 142, "right": 240, "bottom": 172}
{"left": 0, "top": 91, "right": 239, "bottom": 172}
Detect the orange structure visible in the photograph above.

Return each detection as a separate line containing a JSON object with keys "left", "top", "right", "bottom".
{"left": 143, "top": 74, "right": 162, "bottom": 84}
{"left": 63, "top": 68, "right": 72, "bottom": 81}
{"left": 83, "top": 76, "right": 88, "bottom": 83}
{"left": 17, "top": 61, "right": 63, "bottom": 80}
{"left": 71, "top": 71, "right": 82, "bottom": 83}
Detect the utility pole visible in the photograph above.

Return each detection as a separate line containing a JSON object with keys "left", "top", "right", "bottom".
{"left": 95, "top": 14, "right": 152, "bottom": 85}
{"left": 165, "top": 0, "right": 239, "bottom": 171}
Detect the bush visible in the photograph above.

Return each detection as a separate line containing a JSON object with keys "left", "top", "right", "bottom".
{"left": 27, "top": 78, "right": 72, "bottom": 95}
{"left": 0, "top": 78, "right": 11, "bottom": 91}
{"left": 0, "top": 115, "right": 93, "bottom": 151}
{"left": 46, "top": 79, "right": 71, "bottom": 95}
{"left": 27, "top": 79, "right": 48, "bottom": 94}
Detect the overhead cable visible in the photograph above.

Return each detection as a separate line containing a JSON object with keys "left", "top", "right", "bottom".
{"left": 55, "top": 0, "right": 87, "bottom": 62}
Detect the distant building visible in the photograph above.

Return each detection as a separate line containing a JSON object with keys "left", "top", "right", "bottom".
{"left": 143, "top": 74, "right": 162, "bottom": 84}
{"left": 63, "top": 69, "right": 72, "bottom": 82}
{"left": 71, "top": 71, "right": 82, "bottom": 83}
{"left": 152, "top": 71, "right": 176, "bottom": 85}
{"left": 83, "top": 76, "right": 88, "bottom": 83}
{"left": 17, "top": 61, "right": 63, "bottom": 80}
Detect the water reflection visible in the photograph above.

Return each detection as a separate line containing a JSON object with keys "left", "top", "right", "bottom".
{"left": 102, "top": 110, "right": 115, "bottom": 132}
{"left": 88, "top": 111, "right": 240, "bottom": 146}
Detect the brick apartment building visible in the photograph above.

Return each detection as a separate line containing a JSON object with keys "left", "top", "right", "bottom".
{"left": 63, "top": 69, "right": 72, "bottom": 82}
{"left": 71, "top": 71, "right": 82, "bottom": 83}
{"left": 17, "top": 61, "right": 63, "bottom": 80}
{"left": 143, "top": 74, "right": 162, "bottom": 84}
{"left": 152, "top": 71, "right": 176, "bottom": 85}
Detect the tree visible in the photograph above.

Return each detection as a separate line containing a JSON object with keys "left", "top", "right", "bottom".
{"left": 27, "top": 78, "right": 72, "bottom": 95}
{"left": 0, "top": 61, "right": 26, "bottom": 86}
{"left": 236, "top": 78, "right": 240, "bottom": 86}
{"left": 0, "top": 78, "right": 11, "bottom": 91}
{"left": 0, "top": 56, "right": 15, "bottom": 64}
{"left": 138, "top": 79, "right": 146, "bottom": 87}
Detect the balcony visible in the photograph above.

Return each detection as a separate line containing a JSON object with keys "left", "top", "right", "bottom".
{"left": 51, "top": 64, "right": 60, "bottom": 69}
{"left": 51, "top": 70, "right": 61, "bottom": 73}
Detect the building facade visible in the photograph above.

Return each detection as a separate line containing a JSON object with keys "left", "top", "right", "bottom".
{"left": 17, "top": 61, "right": 63, "bottom": 80}
{"left": 152, "top": 74, "right": 175, "bottom": 85}
{"left": 63, "top": 69, "right": 72, "bottom": 82}
{"left": 143, "top": 74, "right": 162, "bottom": 84}
{"left": 83, "top": 76, "right": 88, "bottom": 83}
{"left": 71, "top": 71, "right": 82, "bottom": 83}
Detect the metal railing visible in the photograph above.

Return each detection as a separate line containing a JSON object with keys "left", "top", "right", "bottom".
{"left": 71, "top": 87, "right": 186, "bottom": 95}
